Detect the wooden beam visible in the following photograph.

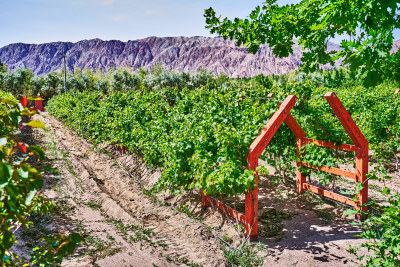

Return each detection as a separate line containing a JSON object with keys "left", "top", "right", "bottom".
{"left": 285, "top": 114, "right": 306, "bottom": 138}
{"left": 303, "top": 183, "right": 357, "bottom": 208}
{"left": 245, "top": 153, "right": 259, "bottom": 241}
{"left": 302, "top": 137, "right": 357, "bottom": 152}
{"left": 249, "top": 95, "right": 297, "bottom": 159}
{"left": 296, "top": 137, "right": 306, "bottom": 193}
{"left": 302, "top": 162, "right": 356, "bottom": 180}
{"left": 324, "top": 92, "right": 368, "bottom": 148}
{"left": 209, "top": 197, "right": 246, "bottom": 225}
{"left": 356, "top": 146, "right": 369, "bottom": 214}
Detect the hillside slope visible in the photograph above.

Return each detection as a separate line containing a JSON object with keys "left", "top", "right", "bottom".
{"left": 0, "top": 36, "right": 343, "bottom": 77}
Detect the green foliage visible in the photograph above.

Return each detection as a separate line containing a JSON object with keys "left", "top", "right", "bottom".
{"left": 204, "top": 0, "right": 400, "bottom": 85}
{"left": 46, "top": 73, "right": 400, "bottom": 197}
{"left": 222, "top": 242, "right": 266, "bottom": 267}
{"left": 1, "top": 61, "right": 396, "bottom": 263}
{"left": 258, "top": 209, "right": 291, "bottom": 237}
{"left": 0, "top": 65, "right": 222, "bottom": 99}
{"left": 0, "top": 60, "right": 7, "bottom": 73}
{"left": 0, "top": 68, "right": 33, "bottom": 97}
{"left": 348, "top": 192, "right": 400, "bottom": 266}
{"left": 47, "top": 86, "right": 277, "bottom": 196}
{"left": 0, "top": 90, "right": 17, "bottom": 102}
{"left": 29, "top": 233, "right": 82, "bottom": 266}
{"left": 0, "top": 98, "right": 80, "bottom": 265}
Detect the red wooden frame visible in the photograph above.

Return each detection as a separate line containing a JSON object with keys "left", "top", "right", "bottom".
{"left": 201, "top": 92, "right": 369, "bottom": 241}
{"left": 19, "top": 96, "right": 45, "bottom": 111}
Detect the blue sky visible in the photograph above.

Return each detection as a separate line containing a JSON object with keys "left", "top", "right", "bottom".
{"left": 0, "top": 0, "right": 299, "bottom": 47}
{"left": 1, "top": 0, "right": 398, "bottom": 48}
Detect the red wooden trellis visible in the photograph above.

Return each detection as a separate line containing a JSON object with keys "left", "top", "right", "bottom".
{"left": 202, "top": 92, "right": 368, "bottom": 241}
{"left": 19, "top": 96, "right": 45, "bottom": 111}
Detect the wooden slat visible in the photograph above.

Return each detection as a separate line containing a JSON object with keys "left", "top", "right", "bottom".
{"left": 201, "top": 189, "right": 211, "bottom": 207}
{"left": 303, "top": 183, "right": 357, "bottom": 208}
{"left": 249, "top": 95, "right": 297, "bottom": 158}
{"left": 302, "top": 162, "right": 356, "bottom": 180}
{"left": 296, "top": 137, "right": 306, "bottom": 193}
{"left": 356, "top": 146, "right": 369, "bottom": 214}
{"left": 245, "top": 154, "right": 259, "bottom": 240}
{"left": 325, "top": 92, "right": 368, "bottom": 148}
{"left": 209, "top": 197, "right": 246, "bottom": 224}
{"left": 302, "top": 137, "right": 357, "bottom": 152}
{"left": 285, "top": 114, "right": 306, "bottom": 138}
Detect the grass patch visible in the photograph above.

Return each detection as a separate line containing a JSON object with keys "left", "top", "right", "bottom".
{"left": 222, "top": 242, "right": 267, "bottom": 267}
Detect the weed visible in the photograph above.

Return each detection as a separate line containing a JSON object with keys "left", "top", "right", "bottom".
{"left": 21, "top": 213, "right": 54, "bottom": 247}
{"left": 106, "top": 234, "right": 115, "bottom": 241}
{"left": 86, "top": 201, "right": 101, "bottom": 210}
{"left": 175, "top": 204, "right": 203, "bottom": 222}
{"left": 221, "top": 234, "right": 233, "bottom": 244}
{"left": 258, "top": 208, "right": 291, "bottom": 237}
{"left": 222, "top": 242, "right": 265, "bottom": 267}
{"left": 315, "top": 209, "right": 336, "bottom": 224}
{"left": 106, "top": 217, "right": 168, "bottom": 249}
{"left": 83, "top": 235, "right": 122, "bottom": 259}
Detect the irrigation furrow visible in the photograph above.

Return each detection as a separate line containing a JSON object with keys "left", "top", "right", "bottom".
{"left": 39, "top": 112, "right": 225, "bottom": 266}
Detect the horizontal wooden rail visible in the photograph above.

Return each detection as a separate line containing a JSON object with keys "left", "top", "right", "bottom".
{"left": 209, "top": 197, "right": 246, "bottom": 224}
{"left": 302, "top": 162, "right": 356, "bottom": 180}
{"left": 303, "top": 183, "right": 357, "bottom": 208}
{"left": 302, "top": 137, "right": 357, "bottom": 152}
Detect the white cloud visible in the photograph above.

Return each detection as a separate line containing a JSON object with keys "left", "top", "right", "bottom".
{"left": 101, "top": 0, "right": 115, "bottom": 5}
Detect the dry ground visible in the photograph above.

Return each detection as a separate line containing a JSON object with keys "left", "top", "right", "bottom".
{"left": 17, "top": 111, "right": 393, "bottom": 266}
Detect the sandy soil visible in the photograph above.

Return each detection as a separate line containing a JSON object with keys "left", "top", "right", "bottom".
{"left": 32, "top": 112, "right": 225, "bottom": 266}
{"left": 20, "top": 111, "right": 390, "bottom": 266}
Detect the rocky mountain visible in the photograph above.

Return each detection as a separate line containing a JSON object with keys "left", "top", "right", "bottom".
{"left": 0, "top": 36, "right": 342, "bottom": 77}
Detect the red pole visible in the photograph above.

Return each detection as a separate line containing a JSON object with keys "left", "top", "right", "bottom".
{"left": 245, "top": 153, "right": 258, "bottom": 241}
{"left": 356, "top": 146, "right": 369, "bottom": 215}
{"left": 20, "top": 96, "right": 28, "bottom": 108}
{"left": 296, "top": 137, "right": 306, "bottom": 193}
{"left": 325, "top": 92, "right": 369, "bottom": 216}
{"left": 201, "top": 189, "right": 211, "bottom": 207}
{"left": 35, "top": 96, "right": 44, "bottom": 111}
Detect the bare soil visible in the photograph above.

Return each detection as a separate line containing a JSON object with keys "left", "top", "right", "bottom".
{"left": 21, "top": 111, "right": 389, "bottom": 266}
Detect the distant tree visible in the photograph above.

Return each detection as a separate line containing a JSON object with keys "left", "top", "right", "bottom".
{"left": 149, "top": 61, "right": 165, "bottom": 76}
{"left": 0, "top": 60, "right": 7, "bottom": 73}
{"left": 204, "top": 0, "right": 400, "bottom": 85}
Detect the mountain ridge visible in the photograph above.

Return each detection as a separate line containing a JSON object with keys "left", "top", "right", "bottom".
{"left": 0, "top": 36, "right": 345, "bottom": 77}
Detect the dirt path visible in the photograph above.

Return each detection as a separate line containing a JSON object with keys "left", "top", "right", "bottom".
{"left": 30, "top": 112, "right": 376, "bottom": 267}
{"left": 35, "top": 112, "right": 225, "bottom": 266}
{"left": 256, "top": 179, "right": 365, "bottom": 266}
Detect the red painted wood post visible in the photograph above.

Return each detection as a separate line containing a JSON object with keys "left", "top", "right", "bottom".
{"left": 20, "top": 96, "right": 28, "bottom": 108}
{"left": 356, "top": 146, "right": 369, "bottom": 215}
{"left": 201, "top": 189, "right": 211, "bottom": 207}
{"left": 35, "top": 96, "right": 44, "bottom": 111}
{"left": 244, "top": 95, "right": 298, "bottom": 241}
{"left": 296, "top": 137, "right": 306, "bottom": 193}
{"left": 284, "top": 113, "right": 307, "bottom": 193}
{"left": 325, "top": 92, "right": 369, "bottom": 215}
{"left": 245, "top": 152, "right": 258, "bottom": 241}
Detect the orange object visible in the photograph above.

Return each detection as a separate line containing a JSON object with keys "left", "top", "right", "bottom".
{"left": 18, "top": 142, "right": 27, "bottom": 153}
{"left": 35, "top": 96, "right": 45, "bottom": 111}
{"left": 201, "top": 92, "right": 369, "bottom": 241}
{"left": 20, "top": 97, "right": 28, "bottom": 107}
